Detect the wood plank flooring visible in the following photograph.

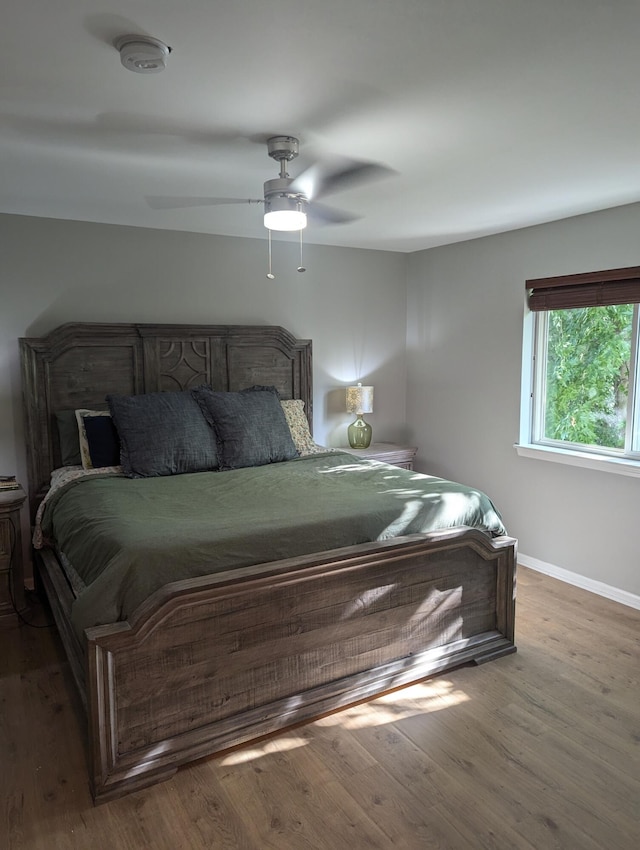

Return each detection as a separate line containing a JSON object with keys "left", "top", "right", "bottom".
{"left": 1, "top": 566, "right": 638, "bottom": 849}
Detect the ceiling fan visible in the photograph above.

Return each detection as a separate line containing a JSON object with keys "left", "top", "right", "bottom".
{"left": 146, "top": 134, "right": 394, "bottom": 233}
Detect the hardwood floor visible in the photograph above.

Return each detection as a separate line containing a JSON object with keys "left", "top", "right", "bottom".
{"left": 1, "top": 566, "right": 638, "bottom": 849}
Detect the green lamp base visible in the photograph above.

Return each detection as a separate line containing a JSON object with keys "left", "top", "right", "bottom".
{"left": 348, "top": 416, "right": 372, "bottom": 449}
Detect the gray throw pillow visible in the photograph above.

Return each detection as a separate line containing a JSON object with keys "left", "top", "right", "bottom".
{"left": 55, "top": 409, "right": 82, "bottom": 467}
{"left": 107, "top": 390, "right": 219, "bottom": 478}
{"left": 193, "top": 387, "right": 298, "bottom": 470}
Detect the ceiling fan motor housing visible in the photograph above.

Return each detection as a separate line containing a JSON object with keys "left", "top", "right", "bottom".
{"left": 263, "top": 177, "right": 308, "bottom": 209}
{"left": 266, "top": 136, "right": 300, "bottom": 162}
{"left": 263, "top": 177, "right": 302, "bottom": 197}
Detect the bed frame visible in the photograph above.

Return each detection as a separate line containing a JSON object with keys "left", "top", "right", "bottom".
{"left": 20, "top": 322, "right": 517, "bottom": 803}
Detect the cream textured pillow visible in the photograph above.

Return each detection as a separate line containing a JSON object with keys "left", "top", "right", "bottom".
{"left": 280, "top": 399, "right": 326, "bottom": 455}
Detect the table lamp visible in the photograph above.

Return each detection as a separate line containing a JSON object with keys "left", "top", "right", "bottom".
{"left": 346, "top": 382, "right": 374, "bottom": 449}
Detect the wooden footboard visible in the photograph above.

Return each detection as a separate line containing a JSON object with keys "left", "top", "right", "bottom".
{"left": 81, "top": 528, "right": 516, "bottom": 802}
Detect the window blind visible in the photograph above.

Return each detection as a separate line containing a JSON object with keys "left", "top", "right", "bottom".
{"left": 526, "top": 266, "right": 640, "bottom": 311}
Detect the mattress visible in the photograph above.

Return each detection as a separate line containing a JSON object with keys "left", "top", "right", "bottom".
{"left": 39, "top": 451, "right": 508, "bottom": 636}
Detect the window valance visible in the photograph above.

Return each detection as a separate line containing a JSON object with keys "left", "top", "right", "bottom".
{"left": 526, "top": 266, "right": 640, "bottom": 311}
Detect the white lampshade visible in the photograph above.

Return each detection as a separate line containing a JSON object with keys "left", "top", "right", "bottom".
{"left": 346, "top": 382, "right": 374, "bottom": 414}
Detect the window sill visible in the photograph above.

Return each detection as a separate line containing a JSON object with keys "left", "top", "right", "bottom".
{"left": 514, "top": 443, "right": 640, "bottom": 479}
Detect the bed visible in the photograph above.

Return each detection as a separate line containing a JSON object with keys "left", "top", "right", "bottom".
{"left": 20, "top": 322, "right": 517, "bottom": 803}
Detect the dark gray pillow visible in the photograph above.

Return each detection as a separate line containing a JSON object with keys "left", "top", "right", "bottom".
{"left": 107, "top": 390, "right": 219, "bottom": 478}
{"left": 55, "top": 410, "right": 82, "bottom": 467}
{"left": 243, "top": 384, "right": 281, "bottom": 396}
{"left": 193, "top": 387, "right": 298, "bottom": 470}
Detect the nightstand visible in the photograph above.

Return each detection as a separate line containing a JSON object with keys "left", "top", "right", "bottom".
{"left": 345, "top": 442, "right": 417, "bottom": 470}
{"left": 0, "top": 485, "right": 27, "bottom": 620}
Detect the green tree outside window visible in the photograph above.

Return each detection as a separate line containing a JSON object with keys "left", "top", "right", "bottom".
{"left": 544, "top": 305, "right": 633, "bottom": 449}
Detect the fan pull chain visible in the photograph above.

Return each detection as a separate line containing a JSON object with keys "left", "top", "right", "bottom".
{"left": 297, "top": 228, "right": 306, "bottom": 273}
{"left": 266, "top": 229, "right": 275, "bottom": 279}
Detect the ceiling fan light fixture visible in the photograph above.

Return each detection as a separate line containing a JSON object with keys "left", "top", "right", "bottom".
{"left": 264, "top": 210, "right": 307, "bottom": 231}
{"left": 115, "top": 35, "right": 171, "bottom": 73}
{"left": 264, "top": 196, "right": 307, "bottom": 231}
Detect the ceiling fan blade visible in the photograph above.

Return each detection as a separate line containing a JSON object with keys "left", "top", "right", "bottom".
{"left": 307, "top": 202, "right": 360, "bottom": 225}
{"left": 146, "top": 196, "right": 262, "bottom": 210}
{"left": 290, "top": 157, "right": 394, "bottom": 200}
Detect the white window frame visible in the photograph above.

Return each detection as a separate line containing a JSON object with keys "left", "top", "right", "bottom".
{"left": 516, "top": 302, "right": 640, "bottom": 478}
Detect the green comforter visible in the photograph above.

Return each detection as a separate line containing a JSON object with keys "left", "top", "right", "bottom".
{"left": 40, "top": 452, "right": 507, "bottom": 636}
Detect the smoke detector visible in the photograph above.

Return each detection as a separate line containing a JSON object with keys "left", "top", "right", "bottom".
{"left": 115, "top": 35, "right": 171, "bottom": 73}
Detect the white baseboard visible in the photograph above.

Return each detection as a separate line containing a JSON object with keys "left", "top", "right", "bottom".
{"left": 518, "top": 553, "right": 640, "bottom": 611}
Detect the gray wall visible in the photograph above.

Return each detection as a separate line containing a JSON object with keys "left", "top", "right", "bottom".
{"left": 0, "top": 212, "right": 408, "bottom": 496}
{"left": 2, "top": 204, "right": 638, "bottom": 599}
{"left": 406, "top": 202, "right": 640, "bottom": 597}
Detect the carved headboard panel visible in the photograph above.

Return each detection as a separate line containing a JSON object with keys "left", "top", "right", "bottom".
{"left": 20, "top": 323, "right": 312, "bottom": 518}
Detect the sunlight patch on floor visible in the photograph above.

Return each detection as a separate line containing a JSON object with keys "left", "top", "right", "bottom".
{"left": 218, "top": 680, "right": 470, "bottom": 765}
{"left": 315, "top": 679, "right": 470, "bottom": 730}
{"left": 220, "top": 734, "right": 310, "bottom": 766}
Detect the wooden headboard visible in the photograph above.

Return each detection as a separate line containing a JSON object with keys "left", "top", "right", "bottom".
{"left": 20, "top": 323, "right": 312, "bottom": 518}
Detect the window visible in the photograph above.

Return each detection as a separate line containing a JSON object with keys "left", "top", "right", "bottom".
{"left": 519, "top": 266, "right": 640, "bottom": 474}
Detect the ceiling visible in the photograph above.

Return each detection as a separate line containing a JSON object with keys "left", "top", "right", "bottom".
{"left": 2, "top": 1, "right": 640, "bottom": 253}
